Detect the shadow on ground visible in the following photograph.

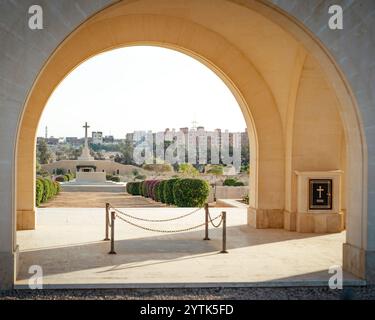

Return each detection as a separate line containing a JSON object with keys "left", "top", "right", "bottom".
{"left": 18, "top": 224, "right": 328, "bottom": 281}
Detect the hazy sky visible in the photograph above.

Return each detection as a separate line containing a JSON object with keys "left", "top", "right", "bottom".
{"left": 37, "top": 46, "right": 247, "bottom": 138}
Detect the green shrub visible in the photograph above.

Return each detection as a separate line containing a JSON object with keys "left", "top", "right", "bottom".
{"left": 150, "top": 180, "right": 160, "bottom": 200}
{"left": 36, "top": 177, "right": 59, "bottom": 205}
{"left": 206, "top": 165, "right": 224, "bottom": 175}
{"left": 56, "top": 168, "right": 66, "bottom": 175}
{"left": 141, "top": 181, "right": 147, "bottom": 197}
{"left": 134, "top": 182, "right": 142, "bottom": 195}
{"left": 135, "top": 174, "right": 147, "bottom": 180}
{"left": 152, "top": 181, "right": 162, "bottom": 201}
{"left": 110, "top": 176, "right": 121, "bottom": 182}
{"left": 142, "top": 164, "right": 173, "bottom": 172}
{"left": 142, "top": 180, "right": 157, "bottom": 198}
{"left": 55, "top": 175, "right": 67, "bottom": 182}
{"left": 35, "top": 178, "right": 44, "bottom": 206}
{"left": 173, "top": 179, "right": 210, "bottom": 207}
{"left": 126, "top": 182, "right": 133, "bottom": 194}
{"left": 164, "top": 178, "right": 180, "bottom": 205}
{"left": 223, "top": 178, "right": 244, "bottom": 186}
{"left": 234, "top": 181, "right": 244, "bottom": 186}
{"left": 54, "top": 181, "right": 61, "bottom": 194}
{"left": 41, "top": 178, "right": 51, "bottom": 202}
{"left": 126, "top": 181, "right": 142, "bottom": 195}
{"left": 242, "top": 194, "right": 249, "bottom": 205}
{"left": 157, "top": 180, "right": 167, "bottom": 203}
{"left": 48, "top": 178, "right": 56, "bottom": 197}
{"left": 178, "top": 163, "right": 199, "bottom": 176}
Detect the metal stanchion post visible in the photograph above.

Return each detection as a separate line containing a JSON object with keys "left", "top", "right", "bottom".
{"left": 204, "top": 203, "right": 210, "bottom": 240}
{"left": 220, "top": 211, "right": 228, "bottom": 253}
{"left": 109, "top": 211, "right": 117, "bottom": 254}
{"left": 104, "top": 203, "right": 110, "bottom": 241}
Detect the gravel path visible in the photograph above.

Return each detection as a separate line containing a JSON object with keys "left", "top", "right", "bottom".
{"left": 39, "top": 192, "right": 166, "bottom": 208}
{"left": 1, "top": 286, "right": 375, "bottom": 300}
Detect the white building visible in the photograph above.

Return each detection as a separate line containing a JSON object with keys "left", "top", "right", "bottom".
{"left": 92, "top": 131, "right": 103, "bottom": 144}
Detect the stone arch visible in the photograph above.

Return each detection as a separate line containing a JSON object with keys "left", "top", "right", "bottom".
{"left": 11, "top": 0, "right": 367, "bottom": 282}
{"left": 16, "top": 13, "right": 285, "bottom": 228}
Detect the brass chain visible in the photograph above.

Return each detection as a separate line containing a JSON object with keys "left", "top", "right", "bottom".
{"left": 109, "top": 204, "right": 202, "bottom": 222}
{"left": 208, "top": 210, "right": 223, "bottom": 228}
{"left": 115, "top": 212, "right": 222, "bottom": 233}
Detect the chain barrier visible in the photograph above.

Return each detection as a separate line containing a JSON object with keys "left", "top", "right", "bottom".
{"left": 108, "top": 203, "right": 202, "bottom": 222}
{"left": 115, "top": 212, "right": 222, "bottom": 233}
{"left": 104, "top": 203, "right": 228, "bottom": 254}
{"left": 208, "top": 210, "right": 223, "bottom": 228}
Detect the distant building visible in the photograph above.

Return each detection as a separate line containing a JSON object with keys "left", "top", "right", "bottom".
{"left": 103, "top": 135, "right": 114, "bottom": 144}
{"left": 92, "top": 131, "right": 103, "bottom": 144}
{"left": 46, "top": 137, "right": 59, "bottom": 145}
{"left": 65, "top": 137, "right": 80, "bottom": 147}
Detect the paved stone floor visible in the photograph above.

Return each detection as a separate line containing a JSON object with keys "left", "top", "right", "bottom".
{"left": 39, "top": 192, "right": 166, "bottom": 208}
{"left": 16, "top": 207, "right": 363, "bottom": 288}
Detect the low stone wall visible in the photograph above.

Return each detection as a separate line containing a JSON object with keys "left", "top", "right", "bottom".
{"left": 207, "top": 186, "right": 248, "bottom": 203}
{"left": 76, "top": 171, "right": 106, "bottom": 183}
{"left": 215, "top": 199, "right": 248, "bottom": 208}
{"left": 61, "top": 184, "right": 126, "bottom": 193}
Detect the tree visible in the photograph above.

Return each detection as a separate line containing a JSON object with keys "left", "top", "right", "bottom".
{"left": 56, "top": 168, "right": 66, "bottom": 175}
{"left": 37, "top": 139, "right": 52, "bottom": 164}
{"left": 36, "top": 159, "right": 41, "bottom": 174}
{"left": 241, "top": 143, "right": 250, "bottom": 167}
{"left": 118, "top": 140, "right": 134, "bottom": 165}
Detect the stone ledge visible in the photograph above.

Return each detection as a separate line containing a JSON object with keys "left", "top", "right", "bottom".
{"left": 284, "top": 211, "right": 297, "bottom": 231}
{"left": 343, "top": 243, "right": 366, "bottom": 280}
{"left": 296, "top": 211, "right": 344, "bottom": 233}
{"left": 16, "top": 210, "right": 35, "bottom": 231}
{"left": 247, "top": 208, "right": 284, "bottom": 229}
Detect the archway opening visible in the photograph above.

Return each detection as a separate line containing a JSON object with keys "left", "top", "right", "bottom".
{"left": 35, "top": 45, "right": 251, "bottom": 210}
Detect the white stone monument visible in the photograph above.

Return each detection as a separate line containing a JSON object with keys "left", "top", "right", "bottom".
{"left": 78, "top": 122, "right": 94, "bottom": 161}
{"left": 75, "top": 122, "right": 106, "bottom": 183}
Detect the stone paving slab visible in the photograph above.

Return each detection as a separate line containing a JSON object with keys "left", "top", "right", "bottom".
{"left": 16, "top": 208, "right": 363, "bottom": 288}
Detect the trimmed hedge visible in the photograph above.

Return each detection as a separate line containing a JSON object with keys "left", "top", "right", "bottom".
{"left": 128, "top": 178, "right": 210, "bottom": 208}
{"left": 54, "top": 181, "right": 61, "bottom": 194}
{"left": 151, "top": 181, "right": 161, "bottom": 201}
{"left": 126, "top": 181, "right": 142, "bottom": 195}
{"left": 141, "top": 181, "right": 147, "bottom": 197}
{"left": 173, "top": 179, "right": 210, "bottom": 207}
{"left": 141, "top": 180, "right": 159, "bottom": 198}
{"left": 36, "top": 176, "right": 60, "bottom": 207}
{"left": 36, "top": 178, "right": 44, "bottom": 207}
{"left": 157, "top": 180, "right": 167, "bottom": 203}
{"left": 164, "top": 178, "right": 180, "bottom": 205}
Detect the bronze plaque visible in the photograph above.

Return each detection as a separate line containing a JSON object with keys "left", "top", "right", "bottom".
{"left": 309, "top": 179, "right": 332, "bottom": 210}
